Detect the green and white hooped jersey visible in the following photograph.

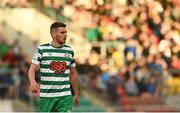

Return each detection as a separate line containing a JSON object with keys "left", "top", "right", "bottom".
{"left": 32, "top": 43, "right": 76, "bottom": 98}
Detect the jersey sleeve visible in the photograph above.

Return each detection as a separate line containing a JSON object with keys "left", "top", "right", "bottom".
{"left": 70, "top": 50, "right": 76, "bottom": 68}
{"left": 31, "top": 47, "right": 42, "bottom": 65}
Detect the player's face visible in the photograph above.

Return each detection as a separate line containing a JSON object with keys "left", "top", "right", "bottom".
{"left": 54, "top": 27, "right": 67, "bottom": 45}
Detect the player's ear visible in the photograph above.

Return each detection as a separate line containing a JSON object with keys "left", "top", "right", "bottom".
{"left": 51, "top": 31, "right": 56, "bottom": 38}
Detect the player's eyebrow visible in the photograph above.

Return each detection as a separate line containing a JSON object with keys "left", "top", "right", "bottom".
{"left": 60, "top": 31, "right": 67, "bottom": 33}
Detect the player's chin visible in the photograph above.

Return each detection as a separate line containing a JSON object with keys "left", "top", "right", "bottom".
{"left": 59, "top": 41, "right": 65, "bottom": 45}
{"left": 32, "top": 90, "right": 38, "bottom": 93}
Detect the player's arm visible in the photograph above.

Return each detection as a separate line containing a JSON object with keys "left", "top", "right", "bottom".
{"left": 70, "top": 67, "right": 79, "bottom": 106}
{"left": 28, "top": 47, "right": 42, "bottom": 93}
{"left": 28, "top": 47, "right": 42, "bottom": 94}
{"left": 28, "top": 63, "right": 40, "bottom": 93}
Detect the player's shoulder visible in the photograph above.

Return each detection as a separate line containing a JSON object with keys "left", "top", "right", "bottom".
{"left": 63, "top": 44, "right": 71, "bottom": 48}
{"left": 63, "top": 44, "right": 73, "bottom": 50}
{"left": 40, "top": 43, "right": 50, "bottom": 47}
{"left": 37, "top": 43, "right": 50, "bottom": 50}
{"left": 63, "top": 44, "right": 72, "bottom": 49}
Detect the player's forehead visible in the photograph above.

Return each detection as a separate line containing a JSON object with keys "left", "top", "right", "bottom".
{"left": 57, "top": 27, "right": 67, "bottom": 32}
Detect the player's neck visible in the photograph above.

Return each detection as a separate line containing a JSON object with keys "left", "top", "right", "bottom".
{"left": 51, "top": 41, "right": 63, "bottom": 48}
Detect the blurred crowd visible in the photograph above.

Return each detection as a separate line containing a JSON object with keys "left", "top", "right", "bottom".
{"left": 0, "top": 0, "right": 180, "bottom": 109}
{"left": 0, "top": 0, "right": 31, "bottom": 8}
{"left": 0, "top": 31, "right": 32, "bottom": 103}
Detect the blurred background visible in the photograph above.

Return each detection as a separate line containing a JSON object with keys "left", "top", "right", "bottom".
{"left": 0, "top": 0, "right": 180, "bottom": 112}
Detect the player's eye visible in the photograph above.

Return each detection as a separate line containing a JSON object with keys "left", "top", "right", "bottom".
{"left": 60, "top": 31, "right": 67, "bottom": 34}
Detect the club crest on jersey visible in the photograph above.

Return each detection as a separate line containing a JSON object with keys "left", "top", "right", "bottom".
{"left": 65, "top": 52, "right": 71, "bottom": 58}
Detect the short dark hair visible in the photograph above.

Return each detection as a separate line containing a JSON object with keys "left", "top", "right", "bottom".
{"left": 50, "top": 22, "right": 66, "bottom": 34}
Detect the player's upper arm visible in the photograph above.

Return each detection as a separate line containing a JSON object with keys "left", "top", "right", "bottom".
{"left": 32, "top": 47, "right": 43, "bottom": 65}
{"left": 29, "top": 63, "right": 40, "bottom": 72}
{"left": 70, "top": 67, "right": 75, "bottom": 73}
{"left": 70, "top": 67, "right": 77, "bottom": 77}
